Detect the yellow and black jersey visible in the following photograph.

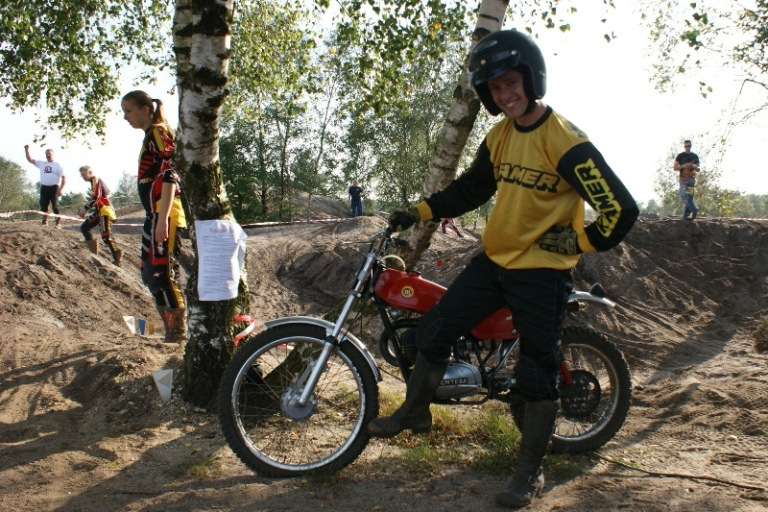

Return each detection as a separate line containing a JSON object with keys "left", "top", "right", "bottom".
{"left": 416, "top": 106, "right": 638, "bottom": 270}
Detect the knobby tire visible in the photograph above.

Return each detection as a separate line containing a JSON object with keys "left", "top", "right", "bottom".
{"left": 218, "top": 323, "right": 379, "bottom": 477}
{"left": 513, "top": 325, "right": 632, "bottom": 453}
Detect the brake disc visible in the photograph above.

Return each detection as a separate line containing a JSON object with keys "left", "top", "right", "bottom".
{"left": 559, "top": 369, "right": 601, "bottom": 418}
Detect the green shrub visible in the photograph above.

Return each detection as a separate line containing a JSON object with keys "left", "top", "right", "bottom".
{"left": 752, "top": 318, "right": 768, "bottom": 354}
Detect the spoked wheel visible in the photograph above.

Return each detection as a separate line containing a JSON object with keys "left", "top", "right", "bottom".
{"left": 218, "top": 323, "right": 379, "bottom": 477}
{"left": 512, "top": 325, "right": 632, "bottom": 453}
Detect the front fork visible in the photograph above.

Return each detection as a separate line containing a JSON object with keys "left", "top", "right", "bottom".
{"left": 292, "top": 247, "right": 381, "bottom": 407}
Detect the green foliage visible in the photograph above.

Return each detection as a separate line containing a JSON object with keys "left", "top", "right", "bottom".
{"left": 0, "top": 0, "right": 171, "bottom": 140}
{"left": 111, "top": 172, "right": 140, "bottom": 207}
{"left": 224, "top": 1, "right": 329, "bottom": 221}
{"left": 0, "top": 155, "right": 37, "bottom": 212}
{"left": 753, "top": 317, "right": 768, "bottom": 354}
{"left": 59, "top": 191, "right": 86, "bottom": 209}
{"left": 736, "top": 1, "right": 768, "bottom": 75}
{"left": 645, "top": 0, "right": 768, "bottom": 102}
{"left": 228, "top": 0, "right": 319, "bottom": 113}
{"left": 219, "top": 118, "right": 266, "bottom": 223}
{"left": 342, "top": 59, "right": 455, "bottom": 211}
{"left": 330, "top": 0, "right": 471, "bottom": 115}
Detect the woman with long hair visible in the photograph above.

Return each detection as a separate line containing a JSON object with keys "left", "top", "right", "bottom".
{"left": 121, "top": 90, "right": 187, "bottom": 345}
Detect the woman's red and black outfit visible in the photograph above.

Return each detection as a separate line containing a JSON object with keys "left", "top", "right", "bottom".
{"left": 136, "top": 124, "right": 188, "bottom": 344}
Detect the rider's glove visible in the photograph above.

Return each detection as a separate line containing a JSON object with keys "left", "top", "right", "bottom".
{"left": 388, "top": 208, "right": 419, "bottom": 232}
{"left": 537, "top": 225, "right": 582, "bottom": 255}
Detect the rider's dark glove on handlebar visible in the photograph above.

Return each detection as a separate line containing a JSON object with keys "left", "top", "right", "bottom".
{"left": 388, "top": 208, "right": 419, "bottom": 232}
{"left": 537, "top": 225, "right": 582, "bottom": 255}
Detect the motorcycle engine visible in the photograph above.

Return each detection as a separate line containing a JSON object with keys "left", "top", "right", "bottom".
{"left": 434, "top": 362, "right": 482, "bottom": 400}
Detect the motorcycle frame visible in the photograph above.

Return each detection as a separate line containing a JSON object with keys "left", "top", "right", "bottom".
{"left": 278, "top": 228, "right": 615, "bottom": 407}
{"left": 361, "top": 230, "right": 616, "bottom": 403}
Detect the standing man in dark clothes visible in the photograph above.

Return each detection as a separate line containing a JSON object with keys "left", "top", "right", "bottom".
{"left": 674, "top": 139, "right": 700, "bottom": 220}
{"left": 348, "top": 180, "right": 364, "bottom": 217}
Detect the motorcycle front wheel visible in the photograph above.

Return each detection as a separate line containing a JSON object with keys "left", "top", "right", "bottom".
{"left": 218, "top": 323, "right": 379, "bottom": 477}
{"left": 512, "top": 325, "right": 632, "bottom": 453}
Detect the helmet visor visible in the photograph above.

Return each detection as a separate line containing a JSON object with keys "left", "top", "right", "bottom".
{"left": 469, "top": 49, "right": 521, "bottom": 85}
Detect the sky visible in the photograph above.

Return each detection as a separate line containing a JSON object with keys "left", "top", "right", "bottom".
{"left": 1, "top": 3, "right": 766, "bottom": 206}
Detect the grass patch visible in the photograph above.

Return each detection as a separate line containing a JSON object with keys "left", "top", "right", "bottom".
{"left": 377, "top": 388, "right": 405, "bottom": 415}
{"left": 462, "top": 403, "right": 520, "bottom": 471}
{"left": 379, "top": 399, "right": 583, "bottom": 478}
{"left": 166, "top": 452, "right": 219, "bottom": 480}
{"left": 544, "top": 453, "right": 590, "bottom": 480}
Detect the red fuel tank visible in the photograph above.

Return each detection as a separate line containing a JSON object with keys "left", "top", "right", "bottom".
{"left": 374, "top": 268, "right": 444, "bottom": 314}
{"left": 375, "top": 268, "right": 517, "bottom": 340}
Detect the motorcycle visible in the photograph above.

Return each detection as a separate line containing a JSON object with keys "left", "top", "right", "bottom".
{"left": 218, "top": 227, "right": 632, "bottom": 477}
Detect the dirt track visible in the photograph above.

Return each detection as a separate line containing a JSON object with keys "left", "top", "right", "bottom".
{"left": 1, "top": 214, "right": 767, "bottom": 511}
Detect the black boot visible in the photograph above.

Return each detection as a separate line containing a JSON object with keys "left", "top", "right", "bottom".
{"left": 496, "top": 399, "right": 559, "bottom": 508}
{"left": 367, "top": 354, "right": 447, "bottom": 438}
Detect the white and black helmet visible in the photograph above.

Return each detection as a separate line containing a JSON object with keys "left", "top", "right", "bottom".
{"left": 469, "top": 30, "right": 547, "bottom": 115}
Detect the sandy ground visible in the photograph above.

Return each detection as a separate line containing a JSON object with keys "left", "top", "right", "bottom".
{"left": 1, "top": 209, "right": 767, "bottom": 512}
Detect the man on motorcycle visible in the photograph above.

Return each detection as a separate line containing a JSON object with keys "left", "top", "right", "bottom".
{"left": 367, "top": 29, "right": 639, "bottom": 508}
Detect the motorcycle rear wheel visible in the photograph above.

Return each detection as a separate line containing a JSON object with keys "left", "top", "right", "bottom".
{"left": 512, "top": 325, "right": 632, "bottom": 453}
{"left": 218, "top": 323, "right": 379, "bottom": 477}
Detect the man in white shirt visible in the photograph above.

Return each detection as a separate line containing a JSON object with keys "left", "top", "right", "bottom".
{"left": 25, "top": 145, "right": 66, "bottom": 227}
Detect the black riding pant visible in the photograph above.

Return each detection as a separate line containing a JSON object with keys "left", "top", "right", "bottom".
{"left": 415, "top": 252, "right": 572, "bottom": 401}
{"left": 140, "top": 214, "right": 185, "bottom": 309}
{"left": 39, "top": 185, "right": 60, "bottom": 214}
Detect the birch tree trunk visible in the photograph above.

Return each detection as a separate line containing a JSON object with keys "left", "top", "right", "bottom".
{"left": 173, "top": 0, "right": 249, "bottom": 407}
{"left": 402, "top": 0, "right": 509, "bottom": 267}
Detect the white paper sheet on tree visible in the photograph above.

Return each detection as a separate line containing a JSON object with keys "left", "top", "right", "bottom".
{"left": 195, "top": 219, "right": 247, "bottom": 301}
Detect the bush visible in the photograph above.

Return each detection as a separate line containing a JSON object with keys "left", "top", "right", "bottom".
{"left": 752, "top": 318, "right": 768, "bottom": 354}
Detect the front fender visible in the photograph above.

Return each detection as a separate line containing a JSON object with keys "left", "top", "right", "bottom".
{"left": 264, "top": 316, "right": 382, "bottom": 382}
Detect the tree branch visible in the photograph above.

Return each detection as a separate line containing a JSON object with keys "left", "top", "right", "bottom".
{"left": 596, "top": 454, "right": 766, "bottom": 492}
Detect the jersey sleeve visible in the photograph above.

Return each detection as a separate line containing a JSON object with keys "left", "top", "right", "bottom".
{"left": 418, "top": 140, "right": 498, "bottom": 221}
{"left": 557, "top": 141, "right": 638, "bottom": 252}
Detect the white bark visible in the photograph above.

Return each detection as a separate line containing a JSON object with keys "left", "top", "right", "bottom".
{"left": 408, "top": 0, "right": 509, "bottom": 263}
{"left": 173, "top": 0, "right": 233, "bottom": 181}
{"left": 172, "top": 0, "right": 247, "bottom": 406}
{"left": 423, "top": 0, "right": 508, "bottom": 195}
